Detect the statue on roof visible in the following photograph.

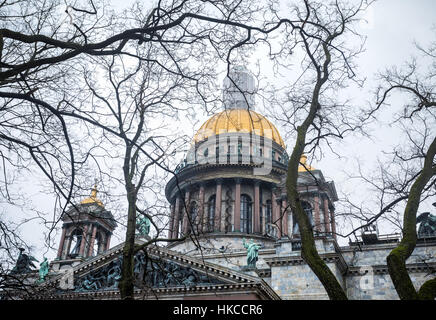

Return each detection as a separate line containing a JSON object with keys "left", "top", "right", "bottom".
{"left": 417, "top": 212, "right": 436, "bottom": 238}
{"left": 37, "top": 257, "right": 50, "bottom": 283}
{"left": 136, "top": 214, "right": 151, "bottom": 237}
{"left": 242, "top": 238, "right": 262, "bottom": 269}
{"left": 11, "top": 248, "right": 38, "bottom": 274}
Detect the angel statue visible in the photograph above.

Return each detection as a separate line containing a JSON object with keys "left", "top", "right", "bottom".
{"left": 242, "top": 238, "right": 262, "bottom": 269}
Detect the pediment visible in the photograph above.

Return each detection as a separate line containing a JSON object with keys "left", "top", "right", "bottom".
{"left": 47, "top": 239, "right": 276, "bottom": 298}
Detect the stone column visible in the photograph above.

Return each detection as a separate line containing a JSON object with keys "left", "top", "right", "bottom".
{"left": 182, "top": 190, "right": 191, "bottom": 235}
{"left": 323, "top": 197, "right": 331, "bottom": 234}
{"left": 199, "top": 184, "right": 205, "bottom": 233}
{"left": 281, "top": 197, "right": 288, "bottom": 238}
{"left": 99, "top": 232, "right": 106, "bottom": 254}
{"left": 78, "top": 224, "right": 89, "bottom": 257}
{"left": 330, "top": 210, "right": 337, "bottom": 240}
{"left": 234, "top": 179, "right": 241, "bottom": 232}
{"left": 105, "top": 234, "right": 111, "bottom": 251}
{"left": 57, "top": 227, "right": 67, "bottom": 259}
{"left": 272, "top": 190, "right": 280, "bottom": 238}
{"left": 168, "top": 203, "right": 175, "bottom": 239}
{"left": 254, "top": 182, "right": 260, "bottom": 233}
{"left": 63, "top": 235, "right": 72, "bottom": 259}
{"left": 87, "top": 224, "right": 98, "bottom": 257}
{"left": 314, "top": 196, "right": 321, "bottom": 234}
{"left": 215, "top": 180, "right": 222, "bottom": 232}
{"left": 173, "top": 196, "right": 181, "bottom": 238}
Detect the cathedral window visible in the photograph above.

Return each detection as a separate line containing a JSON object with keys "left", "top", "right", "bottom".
{"left": 240, "top": 194, "right": 253, "bottom": 233}
{"left": 207, "top": 195, "right": 216, "bottom": 232}
{"left": 292, "top": 201, "right": 314, "bottom": 235}
{"left": 92, "top": 232, "right": 102, "bottom": 256}
{"left": 188, "top": 201, "right": 199, "bottom": 234}
{"left": 69, "top": 229, "right": 83, "bottom": 257}
{"left": 265, "top": 200, "right": 272, "bottom": 234}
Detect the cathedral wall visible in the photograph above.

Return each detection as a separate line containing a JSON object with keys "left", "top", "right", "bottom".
{"left": 203, "top": 186, "right": 216, "bottom": 205}
{"left": 269, "top": 263, "right": 346, "bottom": 300}
{"left": 240, "top": 183, "right": 254, "bottom": 198}
{"left": 341, "top": 243, "right": 436, "bottom": 266}
{"left": 341, "top": 242, "right": 436, "bottom": 299}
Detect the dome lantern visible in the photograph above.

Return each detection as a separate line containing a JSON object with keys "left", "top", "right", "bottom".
{"left": 223, "top": 66, "right": 256, "bottom": 110}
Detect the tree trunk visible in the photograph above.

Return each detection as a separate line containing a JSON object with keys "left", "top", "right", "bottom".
{"left": 119, "top": 139, "right": 138, "bottom": 300}
{"left": 387, "top": 136, "right": 436, "bottom": 300}
{"left": 119, "top": 186, "right": 137, "bottom": 299}
{"left": 286, "top": 130, "right": 348, "bottom": 300}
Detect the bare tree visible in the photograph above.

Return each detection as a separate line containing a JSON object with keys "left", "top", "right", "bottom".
{"left": 329, "top": 33, "right": 436, "bottom": 299}
{"left": 256, "top": 0, "right": 371, "bottom": 300}
{"left": 372, "top": 38, "right": 436, "bottom": 300}
{"left": 0, "top": 0, "right": 290, "bottom": 299}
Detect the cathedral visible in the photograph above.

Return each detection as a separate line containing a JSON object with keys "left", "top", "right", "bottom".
{"left": 7, "top": 68, "right": 436, "bottom": 300}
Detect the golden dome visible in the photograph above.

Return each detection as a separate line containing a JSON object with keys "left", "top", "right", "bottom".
{"left": 193, "top": 109, "right": 286, "bottom": 148}
{"left": 80, "top": 184, "right": 104, "bottom": 207}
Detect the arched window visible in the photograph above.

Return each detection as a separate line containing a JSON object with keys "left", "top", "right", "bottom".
{"left": 188, "top": 201, "right": 199, "bottom": 234}
{"left": 240, "top": 194, "right": 252, "bottom": 233}
{"left": 292, "top": 201, "right": 314, "bottom": 235}
{"left": 92, "top": 232, "right": 103, "bottom": 257}
{"left": 265, "top": 200, "right": 272, "bottom": 234}
{"left": 207, "top": 195, "right": 216, "bottom": 232}
{"left": 69, "top": 229, "right": 83, "bottom": 257}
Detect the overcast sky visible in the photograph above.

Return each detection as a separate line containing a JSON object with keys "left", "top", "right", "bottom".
{"left": 2, "top": 0, "right": 436, "bottom": 262}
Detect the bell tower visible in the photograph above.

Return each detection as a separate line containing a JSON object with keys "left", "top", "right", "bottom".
{"left": 290, "top": 155, "right": 338, "bottom": 240}
{"left": 53, "top": 183, "right": 117, "bottom": 270}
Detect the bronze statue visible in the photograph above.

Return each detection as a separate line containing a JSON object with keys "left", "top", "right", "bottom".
{"left": 106, "top": 258, "right": 122, "bottom": 289}
{"left": 136, "top": 214, "right": 150, "bottom": 237}
{"left": 417, "top": 212, "right": 436, "bottom": 238}
{"left": 37, "top": 257, "right": 49, "bottom": 283}
{"left": 242, "top": 238, "right": 262, "bottom": 269}
{"left": 11, "top": 248, "right": 38, "bottom": 274}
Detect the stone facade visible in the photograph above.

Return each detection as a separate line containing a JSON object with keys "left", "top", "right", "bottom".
{"left": 168, "top": 234, "right": 436, "bottom": 300}
{"left": 35, "top": 67, "right": 435, "bottom": 300}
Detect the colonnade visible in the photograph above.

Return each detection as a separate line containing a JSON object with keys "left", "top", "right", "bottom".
{"left": 168, "top": 179, "right": 337, "bottom": 240}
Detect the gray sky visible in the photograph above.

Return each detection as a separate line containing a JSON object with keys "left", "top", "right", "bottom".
{"left": 2, "top": 0, "right": 436, "bottom": 262}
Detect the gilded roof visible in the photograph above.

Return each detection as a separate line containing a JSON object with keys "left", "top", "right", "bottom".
{"left": 193, "top": 109, "right": 286, "bottom": 148}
